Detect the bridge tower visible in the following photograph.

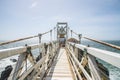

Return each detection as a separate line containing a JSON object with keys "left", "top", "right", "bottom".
{"left": 57, "top": 22, "right": 68, "bottom": 47}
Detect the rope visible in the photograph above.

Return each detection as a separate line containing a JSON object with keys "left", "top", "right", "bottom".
{"left": 41, "top": 30, "right": 51, "bottom": 35}
{"left": 68, "top": 28, "right": 79, "bottom": 36}
{"left": 83, "top": 37, "right": 120, "bottom": 50}
{"left": 0, "top": 35, "right": 38, "bottom": 46}
{"left": 0, "top": 27, "right": 57, "bottom": 46}
{"left": 72, "top": 30, "right": 79, "bottom": 36}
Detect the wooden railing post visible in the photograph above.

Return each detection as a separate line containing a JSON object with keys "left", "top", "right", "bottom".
{"left": 78, "top": 34, "right": 82, "bottom": 44}
{"left": 38, "top": 34, "right": 42, "bottom": 59}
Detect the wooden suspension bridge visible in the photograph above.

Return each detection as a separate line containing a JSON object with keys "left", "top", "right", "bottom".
{"left": 0, "top": 22, "right": 120, "bottom": 80}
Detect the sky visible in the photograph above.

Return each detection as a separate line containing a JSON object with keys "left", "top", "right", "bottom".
{"left": 0, "top": 0, "right": 120, "bottom": 40}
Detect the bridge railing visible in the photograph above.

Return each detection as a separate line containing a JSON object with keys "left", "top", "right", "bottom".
{"left": 68, "top": 42, "right": 120, "bottom": 68}
{"left": 0, "top": 41, "right": 59, "bottom": 80}
{"left": 66, "top": 42, "right": 120, "bottom": 80}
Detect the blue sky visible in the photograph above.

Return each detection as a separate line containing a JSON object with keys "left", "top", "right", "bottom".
{"left": 0, "top": 0, "right": 120, "bottom": 40}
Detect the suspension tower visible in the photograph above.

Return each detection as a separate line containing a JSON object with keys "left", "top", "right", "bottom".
{"left": 57, "top": 22, "right": 68, "bottom": 47}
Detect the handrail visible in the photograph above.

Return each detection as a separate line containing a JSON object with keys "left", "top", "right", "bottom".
{"left": 66, "top": 48, "right": 83, "bottom": 80}
{"left": 2, "top": 40, "right": 58, "bottom": 80}
{"left": 0, "top": 43, "right": 44, "bottom": 60}
{"left": 0, "top": 27, "right": 56, "bottom": 46}
{"left": 67, "top": 46, "right": 92, "bottom": 80}
{"left": 0, "top": 35, "right": 38, "bottom": 46}
{"left": 0, "top": 41, "right": 55, "bottom": 60}
{"left": 68, "top": 42, "right": 120, "bottom": 68}
{"left": 67, "top": 29, "right": 120, "bottom": 51}
{"left": 83, "top": 37, "right": 120, "bottom": 50}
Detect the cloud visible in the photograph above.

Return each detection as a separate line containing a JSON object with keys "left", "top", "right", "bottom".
{"left": 30, "top": 2, "right": 37, "bottom": 8}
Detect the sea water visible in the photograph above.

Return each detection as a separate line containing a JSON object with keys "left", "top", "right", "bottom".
{"left": 0, "top": 40, "right": 120, "bottom": 80}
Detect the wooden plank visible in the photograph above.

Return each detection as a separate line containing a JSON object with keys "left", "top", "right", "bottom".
{"left": 87, "top": 54, "right": 101, "bottom": 80}
{"left": 0, "top": 44, "right": 42, "bottom": 60}
{"left": 45, "top": 48, "right": 74, "bottom": 80}
{"left": 12, "top": 53, "right": 27, "bottom": 80}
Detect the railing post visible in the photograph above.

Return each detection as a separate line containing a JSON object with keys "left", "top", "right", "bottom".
{"left": 38, "top": 34, "right": 42, "bottom": 59}
{"left": 12, "top": 44, "right": 34, "bottom": 80}
{"left": 38, "top": 33, "right": 42, "bottom": 43}
{"left": 71, "top": 30, "right": 73, "bottom": 37}
{"left": 54, "top": 27, "right": 56, "bottom": 40}
{"left": 50, "top": 30, "right": 52, "bottom": 41}
{"left": 78, "top": 34, "right": 82, "bottom": 44}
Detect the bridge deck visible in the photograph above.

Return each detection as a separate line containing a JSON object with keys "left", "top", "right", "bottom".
{"left": 44, "top": 48, "right": 74, "bottom": 80}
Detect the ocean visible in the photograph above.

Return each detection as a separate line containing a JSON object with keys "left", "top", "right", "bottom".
{"left": 0, "top": 40, "right": 120, "bottom": 80}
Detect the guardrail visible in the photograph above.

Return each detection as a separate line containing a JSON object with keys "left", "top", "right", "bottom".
{"left": 68, "top": 42, "right": 120, "bottom": 68}
{"left": 66, "top": 42, "right": 120, "bottom": 80}
{"left": 0, "top": 41, "right": 58, "bottom": 80}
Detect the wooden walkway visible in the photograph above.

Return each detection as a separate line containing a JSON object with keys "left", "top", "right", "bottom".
{"left": 44, "top": 48, "right": 74, "bottom": 80}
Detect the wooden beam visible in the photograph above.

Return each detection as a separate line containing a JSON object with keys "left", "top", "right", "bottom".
{"left": 18, "top": 55, "right": 46, "bottom": 80}
{"left": 68, "top": 42, "right": 120, "bottom": 68}
{"left": 87, "top": 54, "right": 101, "bottom": 80}
{"left": 67, "top": 47, "right": 92, "bottom": 80}
{"left": 12, "top": 53, "right": 27, "bottom": 80}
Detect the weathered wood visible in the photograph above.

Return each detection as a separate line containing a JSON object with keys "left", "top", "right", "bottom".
{"left": 67, "top": 47, "right": 92, "bottom": 80}
{"left": 18, "top": 55, "right": 47, "bottom": 80}
{"left": 66, "top": 49, "right": 82, "bottom": 80}
{"left": 80, "top": 56, "right": 88, "bottom": 67}
{"left": 87, "top": 54, "right": 101, "bottom": 80}
{"left": 27, "top": 53, "right": 35, "bottom": 65}
{"left": 45, "top": 48, "right": 74, "bottom": 80}
{"left": 68, "top": 56, "right": 78, "bottom": 80}
{"left": 12, "top": 53, "right": 27, "bottom": 80}
{"left": 0, "top": 44, "right": 43, "bottom": 60}
{"left": 68, "top": 42, "right": 120, "bottom": 68}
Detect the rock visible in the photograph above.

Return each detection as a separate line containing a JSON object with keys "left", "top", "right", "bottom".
{"left": 0, "top": 65, "right": 13, "bottom": 80}
{"left": 10, "top": 59, "right": 17, "bottom": 62}
{"left": 36, "top": 53, "right": 42, "bottom": 62}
